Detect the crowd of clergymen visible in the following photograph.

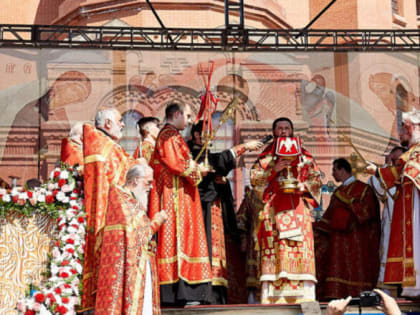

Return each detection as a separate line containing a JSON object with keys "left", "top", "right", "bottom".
{"left": 54, "top": 103, "right": 420, "bottom": 314}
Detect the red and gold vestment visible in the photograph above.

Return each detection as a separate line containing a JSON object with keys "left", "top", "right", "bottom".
{"left": 314, "top": 179, "right": 380, "bottom": 299}
{"left": 81, "top": 124, "right": 137, "bottom": 311}
{"left": 133, "top": 139, "right": 155, "bottom": 163}
{"left": 250, "top": 142, "right": 321, "bottom": 304}
{"left": 379, "top": 144, "right": 420, "bottom": 292}
{"left": 60, "top": 137, "right": 83, "bottom": 167}
{"left": 95, "top": 185, "right": 162, "bottom": 315}
{"left": 148, "top": 124, "right": 212, "bottom": 304}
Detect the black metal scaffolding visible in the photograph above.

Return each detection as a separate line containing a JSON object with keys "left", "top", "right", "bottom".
{"left": 0, "top": 24, "right": 420, "bottom": 51}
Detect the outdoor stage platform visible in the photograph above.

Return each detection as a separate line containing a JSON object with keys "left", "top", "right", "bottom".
{"left": 162, "top": 302, "right": 420, "bottom": 315}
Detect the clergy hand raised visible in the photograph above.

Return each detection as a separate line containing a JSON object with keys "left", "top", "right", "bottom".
{"left": 274, "top": 158, "right": 291, "bottom": 172}
{"left": 154, "top": 210, "right": 168, "bottom": 226}
{"left": 245, "top": 140, "right": 264, "bottom": 151}
{"left": 365, "top": 161, "right": 378, "bottom": 175}
{"left": 198, "top": 163, "right": 212, "bottom": 176}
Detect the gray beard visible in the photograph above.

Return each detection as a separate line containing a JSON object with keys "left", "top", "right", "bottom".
{"left": 133, "top": 189, "right": 148, "bottom": 210}
{"left": 109, "top": 124, "right": 123, "bottom": 141}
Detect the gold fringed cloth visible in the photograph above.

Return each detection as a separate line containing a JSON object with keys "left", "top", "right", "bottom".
{"left": 0, "top": 213, "right": 56, "bottom": 315}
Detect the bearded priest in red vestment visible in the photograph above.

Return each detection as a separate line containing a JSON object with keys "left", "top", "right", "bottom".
{"left": 314, "top": 158, "right": 380, "bottom": 300}
{"left": 148, "top": 103, "right": 212, "bottom": 306}
{"left": 81, "top": 108, "right": 139, "bottom": 311}
{"left": 250, "top": 117, "right": 322, "bottom": 304}
{"left": 60, "top": 122, "right": 83, "bottom": 167}
{"left": 133, "top": 117, "right": 160, "bottom": 163}
{"left": 367, "top": 109, "right": 420, "bottom": 298}
{"left": 95, "top": 164, "right": 167, "bottom": 315}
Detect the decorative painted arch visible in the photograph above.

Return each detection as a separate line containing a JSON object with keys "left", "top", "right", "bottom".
{"left": 216, "top": 85, "right": 259, "bottom": 121}
{"left": 97, "top": 83, "right": 259, "bottom": 122}
{"left": 391, "top": 75, "right": 415, "bottom": 111}
{"left": 97, "top": 84, "right": 155, "bottom": 117}
{"left": 210, "top": 58, "right": 262, "bottom": 112}
{"left": 150, "top": 85, "right": 202, "bottom": 118}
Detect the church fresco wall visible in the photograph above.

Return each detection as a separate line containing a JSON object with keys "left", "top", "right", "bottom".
{"left": 0, "top": 48, "right": 418, "bottom": 207}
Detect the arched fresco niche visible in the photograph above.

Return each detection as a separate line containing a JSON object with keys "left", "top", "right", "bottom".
{"left": 150, "top": 85, "right": 202, "bottom": 119}
{"left": 217, "top": 88, "right": 258, "bottom": 121}
{"left": 216, "top": 80, "right": 258, "bottom": 121}
{"left": 395, "top": 83, "right": 408, "bottom": 134}
{"left": 97, "top": 85, "right": 154, "bottom": 116}
{"left": 121, "top": 110, "right": 143, "bottom": 155}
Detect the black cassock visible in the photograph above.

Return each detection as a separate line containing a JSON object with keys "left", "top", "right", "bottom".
{"left": 188, "top": 141, "right": 240, "bottom": 304}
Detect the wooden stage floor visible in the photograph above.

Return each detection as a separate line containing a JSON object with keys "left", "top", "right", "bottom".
{"left": 162, "top": 301, "right": 420, "bottom": 315}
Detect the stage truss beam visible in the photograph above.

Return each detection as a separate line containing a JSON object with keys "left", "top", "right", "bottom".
{"left": 0, "top": 24, "right": 420, "bottom": 51}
